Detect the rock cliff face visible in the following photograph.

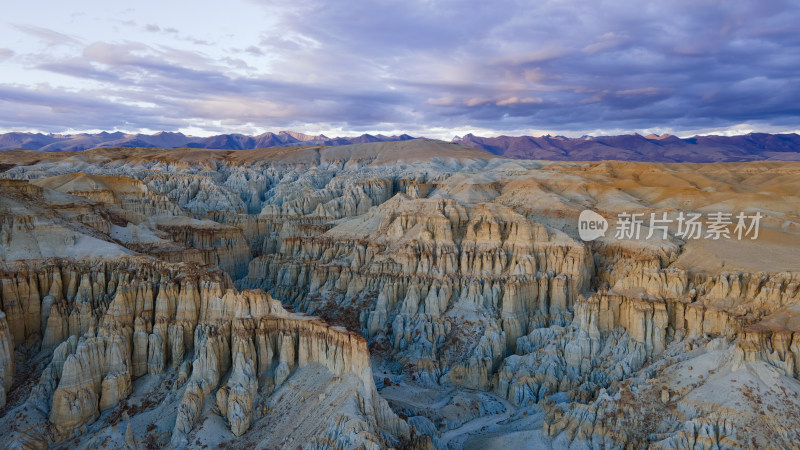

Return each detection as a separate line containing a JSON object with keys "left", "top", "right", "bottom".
{"left": 0, "top": 259, "right": 408, "bottom": 447}
{"left": 1, "top": 140, "right": 800, "bottom": 447}
{"left": 241, "top": 197, "right": 593, "bottom": 390}
{"left": 0, "top": 312, "right": 14, "bottom": 409}
{"left": 153, "top": 217, "right": 251, "bottom": 279}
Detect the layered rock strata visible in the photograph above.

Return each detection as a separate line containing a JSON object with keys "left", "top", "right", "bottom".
{"left": 0, "top": 259, "right": 408, "bottom": 447}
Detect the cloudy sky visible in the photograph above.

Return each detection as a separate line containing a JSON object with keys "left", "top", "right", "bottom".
{"left": 2, "top": 0, "right": 799, "bottom": 138}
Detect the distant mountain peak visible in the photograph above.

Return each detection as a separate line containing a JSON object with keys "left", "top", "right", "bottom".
{"left": 277, "top": 130, "right": 320, "bottom": 141}
{"left": 644, "top": 133, "right": 675, "bottom": 140}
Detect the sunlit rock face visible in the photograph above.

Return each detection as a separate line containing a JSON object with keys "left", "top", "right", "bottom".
{"left": 1, "top": 140, "right": 800, "bottom": 448}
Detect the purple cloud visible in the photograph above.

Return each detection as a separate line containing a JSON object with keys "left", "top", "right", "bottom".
{"left": 2, "top": 0, "right": 800, "bottom": 135}
{"left": 0, "top": 49, "right": 14, "bottom": 62}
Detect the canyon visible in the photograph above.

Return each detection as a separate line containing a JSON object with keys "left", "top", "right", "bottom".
{"left": 0, "top": 139, "right": 799, "bottom": 448}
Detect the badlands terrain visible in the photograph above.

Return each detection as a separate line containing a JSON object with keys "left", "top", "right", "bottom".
{"left": 0, "top": 139, "right": 798, "bottom": 448}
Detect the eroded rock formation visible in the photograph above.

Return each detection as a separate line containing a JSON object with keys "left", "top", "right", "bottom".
{"left": 1, "top": 140, "right": 800, "bottom": 447}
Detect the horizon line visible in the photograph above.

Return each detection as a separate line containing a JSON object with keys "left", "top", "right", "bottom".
{"left": 2, "top": 128, "right": 800, "bottom": 142}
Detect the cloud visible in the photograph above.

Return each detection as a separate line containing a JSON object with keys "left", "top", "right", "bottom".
{"left": 3, "top": 0, "right": 800, "bottom": 136}
{"left": 496, "top": 97, "right": 542, "bottom": 106}
{"left": 36, "top": 60, "right": 122, "bottom": 83}
{"left": 244, "top": 46, "right": 264, "bottom": 56}
{"left": 0, "top": 83, "right": 174, "bottom": 131}
{"left": 144, "top": 24, "right": 180, "bottom": 35}
{"left": 13, "top": 25, "right": 81, "bottom": 47}
{"left": 582, "top": 32, "right": 629, "bottom": 54}
{"left": 427, "top": 97, "right": 454, "bottom": 106}
{"left": 489, "top": 45, "right": 575, "bottom": 66}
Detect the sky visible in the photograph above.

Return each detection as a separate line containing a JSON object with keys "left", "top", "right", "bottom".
{"left": 2, "top": 0, "right": 800, "bottom": 139}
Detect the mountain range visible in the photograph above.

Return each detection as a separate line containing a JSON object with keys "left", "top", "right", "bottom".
{"left": 2, "top": 130, "right": 800, "bottom": 162}
{"left": 453, "top": 132, "right": 800, "bottom": 162}
{"left": 0, "top": 130, "right": 415, "bottom": 152}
